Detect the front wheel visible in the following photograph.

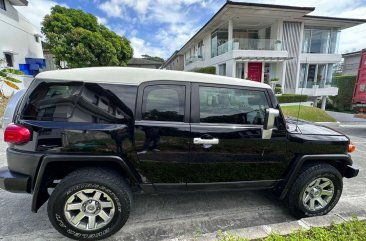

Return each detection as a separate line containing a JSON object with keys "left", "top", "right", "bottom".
{"left": 287, "top": 163, "right": 343, "bottom": 218}
{"left": 47, "top": 168, "right": 132, "bottom": 240}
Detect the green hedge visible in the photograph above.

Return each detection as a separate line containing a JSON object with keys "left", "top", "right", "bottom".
{"left": 330, "top": 75, "right": 357, "bottom": 111}
{"left": 193, "top": 66, "right": 216, "bottom": 75}
{"left": 274, "top": 87, "right": 282, "bottom": 94}
{"left": 277, "top": 94, "right": 308, "bottom": 103}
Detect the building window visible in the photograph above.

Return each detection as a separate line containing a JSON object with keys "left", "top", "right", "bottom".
{"left": 34, "top": 35, "right": 40, "bottom": 43}
{"left": 199, "top": 86, "right": 269, "bottom": 125}
{"left": 302, "top": 26, "right": 340, "bottom": 54}
{"left": 142, "top": 85, "right": 185, "bottom": 122}
{"left": 0, "top": 0, "right": 6, "bottom": 11}
{"left": 218, "top": 63, "right": 226, "bottom": 76}
{"left": 198, "top": 40, "right": 203, "bottom": 58}
{"left": 4, "top": 53, "right": 13, "bottom": 67}
{"left": 299, "top": 63, "right": 335, "bottom": 88}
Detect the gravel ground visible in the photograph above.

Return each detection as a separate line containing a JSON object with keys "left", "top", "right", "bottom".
{"left": 0, "top": 125, "right": 365, "bottom": 241}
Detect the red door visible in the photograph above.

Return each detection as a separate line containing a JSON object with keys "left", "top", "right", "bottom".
{"left": 248, "top": 62, "right": 263, "bottom": 82}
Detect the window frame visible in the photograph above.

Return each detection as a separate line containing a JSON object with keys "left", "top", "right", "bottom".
{"left": 190, "top": 83, "right": 273, "bottom": 126}
{"left": 4, "top": 53, "right": 13, "bottom": 67}
{"left": 0, "top": 0, "right": 6, "bottom": 11}
{"left": 135, "top": 81, "right": 190, "bottom": 123}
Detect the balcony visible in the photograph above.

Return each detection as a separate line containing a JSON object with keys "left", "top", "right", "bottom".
{"left": 297, "top": 80, "right": 338, "bottom": 96}
{"left": 216, "top": 38, "right": 283, "bottom": 56}
{"left": 185, "top": 56, "right": 204, "bottom": 65}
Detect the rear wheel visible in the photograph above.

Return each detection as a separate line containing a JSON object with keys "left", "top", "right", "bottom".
{"left": 287, "top": 163, "right": 343, "bottom": 218}
{"left": 47, "top": 168, "right": 132, "bottom": 240}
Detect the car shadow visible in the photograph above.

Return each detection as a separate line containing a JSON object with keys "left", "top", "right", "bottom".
{"left": 0, "top": 190, "right": 296, "bottom": 241}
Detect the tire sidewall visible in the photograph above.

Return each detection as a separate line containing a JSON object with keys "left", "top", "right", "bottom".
{"left": 297, "top": 171, "right": 342, "bottom": 217}
{"left": 49, "top": 182, "right": 129, "bottom": 240}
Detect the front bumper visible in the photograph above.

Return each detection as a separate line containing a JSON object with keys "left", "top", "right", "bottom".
{"left": 344, "top": 165, "right": 359, "bottom": 178}
{"left": 0, "top": 166, "right": 30, "bottom": 193}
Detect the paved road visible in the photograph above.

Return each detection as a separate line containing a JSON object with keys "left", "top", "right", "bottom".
{"left": 0, "top": 126, "right": 365, "bottom": 241}
{"left": 326, "top": 111, "right": 366, "bottom": 123}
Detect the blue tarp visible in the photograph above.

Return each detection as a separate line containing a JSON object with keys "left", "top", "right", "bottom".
{"left": 19, "top": 58, "right": 46, "bottom": 76}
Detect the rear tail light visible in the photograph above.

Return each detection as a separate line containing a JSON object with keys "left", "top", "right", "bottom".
{"left": 348, "top": 142, "right": 356, "bottom": 153}
{"left": 4, "top": 124, "right": 31, "bottom": 144}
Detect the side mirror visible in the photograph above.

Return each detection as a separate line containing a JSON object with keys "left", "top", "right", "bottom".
{"left": 262, "top": 108, "right": 280, "bottom": 140}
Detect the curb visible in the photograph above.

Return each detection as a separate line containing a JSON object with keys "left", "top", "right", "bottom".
{"left": 165, "top": 210, "right": 366, "bottom": 241}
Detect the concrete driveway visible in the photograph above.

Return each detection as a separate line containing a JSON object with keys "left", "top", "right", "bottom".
{"left": 0, "top": 125, "right": 365, "bottom": 241}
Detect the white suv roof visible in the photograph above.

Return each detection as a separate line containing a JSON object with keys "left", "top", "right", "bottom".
{"left": 36, "top": 67, "right": 271, "bottom": 89}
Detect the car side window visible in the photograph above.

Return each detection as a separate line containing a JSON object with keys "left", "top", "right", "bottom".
{"left": 199, "top": 86, "right": 269, "bottom": 125}
{"left": 142, "top": 85, "right": 185, "bottom": 122}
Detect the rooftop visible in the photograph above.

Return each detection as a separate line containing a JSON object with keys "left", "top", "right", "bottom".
{"left": 342, "top": 49, "right": 365, "bottom": 57}
{"left": 8, "top": 0, "right": 28, "bottom": 6}
{"left": 127, "top": 58, "right": 163, "bottom": 66}
{"left": 36, "top": 67, "right": 271, "bottom": 89}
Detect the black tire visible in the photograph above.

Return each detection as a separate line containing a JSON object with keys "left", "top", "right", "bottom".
{"left": 47, "top": 168, "right": 132, "bottom": 240}
{"left": 287, "top": 163, "right": 343, "bottom": 218}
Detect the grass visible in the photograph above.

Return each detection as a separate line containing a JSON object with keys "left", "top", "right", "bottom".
{"left": 0, "top": 95, "right": 9, "bottom": 117}
{"left": 217, "top": 218, "right": 366, "bottom": 241}
{"left": 281, "top": 105, "right": 336, "bottom": 122}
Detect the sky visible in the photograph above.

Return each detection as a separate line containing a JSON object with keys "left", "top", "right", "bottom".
{"left": 15, "top": 0, "right": 366, "bottom": 59}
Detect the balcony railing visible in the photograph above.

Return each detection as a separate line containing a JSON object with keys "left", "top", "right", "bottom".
{"left": 299, "top": 80, "right": 338, "bottom": 89}
{"left": 185, "top": 56, "right": 204, "bottom": 65}
{"left": 217, "top": 38, "right": 283, "bottom": 56}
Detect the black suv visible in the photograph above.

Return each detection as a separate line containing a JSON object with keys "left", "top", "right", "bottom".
{"left": 0, "top": 67, "right": 358, "bottom": 240}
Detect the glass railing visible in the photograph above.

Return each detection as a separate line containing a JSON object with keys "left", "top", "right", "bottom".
{"left": 185, "top": 56, "right": 204, "bottom": 65}
{"left": 216, "top": 38, "right": 283, "bottom": 56}
{"left": 299, "top": 79, "right": 338, "bottom": 89}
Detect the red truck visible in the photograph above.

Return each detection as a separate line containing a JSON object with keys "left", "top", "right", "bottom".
{"left": 352, "top": 49, "right": 366, "bottom": 112}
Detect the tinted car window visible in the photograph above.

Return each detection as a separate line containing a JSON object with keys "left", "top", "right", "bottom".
{"left": 199, "top": 86, "right": 269, "bottom": 125}
{"left": 21, "top": 82, "right": 137, "bottom": 123}
{"left": 142, "top": 85, "right": 185, "bottom": 122}
{"left": 21, "top": 82, "right": 83, "bottom": 121}
{"left": 71, "top": 83, "right": 136, "bottom": 123}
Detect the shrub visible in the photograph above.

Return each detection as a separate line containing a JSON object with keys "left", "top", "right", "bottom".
{"left": 277, "top": 94, "right": 308, "bottom": 103}
{"left": 316, "top": 97, "right": 334, "bottom": 110}
{"left": 330, "top": 75, "right": 357, "bottom": 111}
{"left": 193, "top": 66, "right": 216, "bottom": 75}
{"left": 275, "top": 87, "right": 282, "bottom": 94}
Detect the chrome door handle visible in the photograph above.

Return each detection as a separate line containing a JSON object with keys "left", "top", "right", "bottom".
{"left": 193, "top": 138, "right": 219, "bottom": 145}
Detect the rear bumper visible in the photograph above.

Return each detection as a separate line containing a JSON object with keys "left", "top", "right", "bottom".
{"left": 0, "top": 166, "right": 30, "bottom": 193}
{"left": 344, "top": 165, "right": 359, "bottom": 178}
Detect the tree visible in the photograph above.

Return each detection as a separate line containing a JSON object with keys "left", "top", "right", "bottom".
{"left": 141, "top": 54, "right": 165, "bottom": 63}
{"left": 42, "top": 6, "right": 133, "bottom": 68}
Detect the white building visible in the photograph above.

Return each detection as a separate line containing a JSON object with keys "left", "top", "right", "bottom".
{"left": 178, "top": 1, "right": 366, "bottom": 108}
{"left": 0, "top": 0, "right": 45, "bottom": 76}
{"left": 342, "top": 50, "right": 363, "bottom": 76}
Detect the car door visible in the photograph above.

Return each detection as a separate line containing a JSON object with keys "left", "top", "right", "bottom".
{"left": 188, "top": 83, "right": 284, "bottom": 189}
{"left": 134, "top": 81, "right": 190, "bottom": 191}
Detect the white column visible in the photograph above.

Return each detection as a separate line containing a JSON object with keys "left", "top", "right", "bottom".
{"left": 321, "top": 96, "right": 327, "bottom": 110}
{"left": 232, "top": 60, "right": 236, "bottom": 78}
{"left": 228, "top": 19, "right": 233, "bottom": 44}
{"left": 244, "top": 62, "right": 249, "bottom": 79}
{"left": 281, "top": 61, "right": 287, "bottom": 94}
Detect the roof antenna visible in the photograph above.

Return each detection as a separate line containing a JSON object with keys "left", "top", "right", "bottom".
{"left": 296, "top": 57, "right": 307, "bottom": 131}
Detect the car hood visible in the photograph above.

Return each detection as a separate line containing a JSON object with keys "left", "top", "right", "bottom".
{"left": 286, "top": 118, "right": 345, "bottom": 136}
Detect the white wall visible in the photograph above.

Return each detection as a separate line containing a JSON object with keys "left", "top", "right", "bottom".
{"left": 0, "top": 1, "right": 43, "bottom": 70}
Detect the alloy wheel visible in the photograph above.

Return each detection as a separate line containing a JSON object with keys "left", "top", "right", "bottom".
{"left": 64, "top": 189, "right": 115, "bottom": 231}
{"left": 302, "top": 177, "right": 335, "bottom": 211}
